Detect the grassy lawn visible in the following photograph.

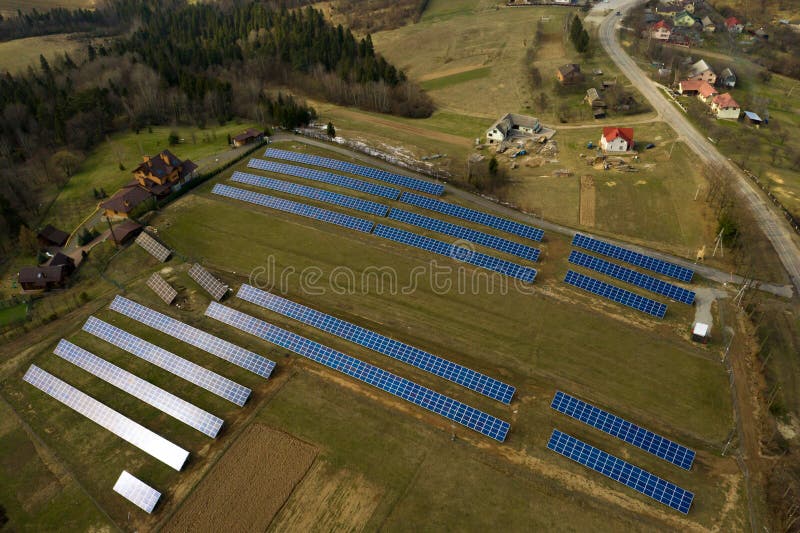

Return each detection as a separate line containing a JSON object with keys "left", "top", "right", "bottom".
{"left": 42, "top": 122, "right": 258, "bottom": 233}
{"left": 0, "top": 302, "right": 27, "bottom": 327}
{"left": 420, "top": 66, "right": 492, "bottom": 91}
{"left": 0, "top": 33, "right": 89, "bottom": 75}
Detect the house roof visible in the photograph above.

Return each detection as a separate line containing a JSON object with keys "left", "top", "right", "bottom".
{"left": 133, "top": 150, "right": 196, "bottom": 182}
{"left": 744, "top": 111, "right": 763, "bottom": 121}
{"left": 100, "top": 186, "right": 152, "bottom": 214}
{"left": 586, "top": 88, "right": 601, "bottom": 101}
{"left": 713, "top": 93, "right": 740, "bottom": 108}
{"left": 49, "top": 252, "right": 75, "bottom": 269}
{"left": 687, "top": 59, "right": 713, "bottom": 77}
{"left": 18, "top": 265, "right": 66, "bottom": 287}
{"left": 701, "top": 16, "right": 714, "bottom": 26}
{"left": 680, "top": 80, "right": 718, "bottom": 97}
{"left": 487, "top": 113, "right": 540, "bottom": 136}
{"left": 233, "top": 128, "right": 264, "bottom": 143}
{"left": 602, "top": 127, "right": 634, "bottom": 145}
{"left": 112, "top": 220, "right": 143, "bottom": 242}
{"left": 38, "top": 224, "right": 69, "bottom": 247}
{"left": 652, "top": 20, "right": 671, "bottom": 30}
{"left": 725, "top": 16, "right": 741, "bottom": 27}
{"left": 558, "top": 63, "right": 581, "bottom": 76}
{"left": 720, "top": 67, "right": 735, "bottom": 79}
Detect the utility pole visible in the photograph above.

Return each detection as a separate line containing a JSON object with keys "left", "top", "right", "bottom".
{"left": 106, "top": 216, "right": 117, "bottom": 247}
{"left": 712, "top": 228, "right": 725, "bottom": 257}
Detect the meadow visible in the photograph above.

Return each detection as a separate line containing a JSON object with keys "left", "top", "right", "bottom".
{"left": 0, "top": 33, "right": 88, "bottom": 74}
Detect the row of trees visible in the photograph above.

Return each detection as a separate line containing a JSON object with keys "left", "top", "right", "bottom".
{"left": 569, "top": 15, "right": 590, "bottom": 54}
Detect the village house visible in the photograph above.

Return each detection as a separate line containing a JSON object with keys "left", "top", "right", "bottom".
{"left": 37, "top": 224, "right": 69, "bottom": 248}
{"left": 650, "top": 20, "right": 672, "bottom": 40}
{"left": 678, "top": 80, "right": 718, "bottom": 101}
{"left": 655, "top": 4, "right": 681, "bottom": 16}
{"left": 673, "top": 11, "right": 696, "bottom": 27}
{"left": 485, "top": 113, "right": 542, "bottom": 143}
{"left": 18, "top": 265, "right": 68, "bottom": 291}
{"left": 686, "top": 59, "right": 716, "bottom": 84}
{"left": 742, "top": 111, "right": 764, "bottom": 126}
{"left": 232, "top": 128, "right": 265, "bottom": 148}
{"left": 109, "top": 220, "right": 144, "bottom": 245}
{"left": 100, "top": 184, "right": 153, "bottom": 219}
{"left": 132, "top": 150, "right": 198, "bottom": 197}
{"left": 725, "top": 17, "right": 744, "bottom": 33}
{"left": 556, "top": 63, "right": 583, "bottom": 85}
{"left": 701, "top": 16, "right": 716, "bottom": 32}
{"left": 585, "top": 88, "right": 607, "bottom": 118}
{"left": 711, "top": 93, "right": 741, "bottom": 119}
{"left": 600, "top": 127, "right": 634, "bottom": 152}
{"left": 719, "top": 68, "right": 736, "bottom": 88}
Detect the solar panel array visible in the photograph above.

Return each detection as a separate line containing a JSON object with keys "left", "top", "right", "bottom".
{"left": 389, "top": 208, "right": 540, "bottom": 263}
{"left": 212, "top": 184, "right": 374, "bottom": 233}
{"left": 547, "top": 430, "right": 694, "bottom": 514}
{"left": 146, "top": 273, "right": 177, "bottom": 305}
{"left": 265, "top": 148, "right": 445, "bottom": 196}
{"left": 109, "top": 295, "right": 276, "bottom": 379}
{"left": 373, "top": 224, "right": 537, "bottom": 283}
{"left": 249, "top": 158, "right": 399, "bottom": 200}
{"left": 551, "top": 391, "right": 695, "bottom": 470}
{"left": 231, "top": 171, "right": 389, "bottom": 217}
{"left": 569, "top": 251, "right": 695, "bottom": 305}
{"left": 23, "top": 365, "right": 189, "bottom": 471}
{"left": 205, "top": 302, "right": 510, "bottom": 442}
{"left": 113, "top": 471, "right": 161, "bottom": 514}
{"left": 188, "top": 263, "right": 229, "bottom": 301}
{"left": 83, "top": 317, "right": 251, "bottom": 406}
{"left": 400, "top": 192, "right": 544, "bottom": 242}
{"left": 135, "top": 232, "right": 171, "bottom": 262}
{"left": 572, "top": 234, "right": 694, "bottom": 282}
{"left": 53, "top": 340, "right": 223, "bottom": 438}
{"left": 564, "top": 270, "right": 667, "bottom": 318}
{"left": 236, "top": 284, "right": 515, "bottom": 404}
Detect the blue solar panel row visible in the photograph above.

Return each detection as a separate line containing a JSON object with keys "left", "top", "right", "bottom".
{"left": 231, "top": 171, "right": 389, "bottom": 217}
{"left": 373, "top": 224, "right": 537, "bottom": 283}
{"left": 204, "top": 302, "right": 510, "bottom": 442}
{"left": 212, "top": 184, "right": 374, "bottom": 233}
{"left": 547, "top": 430, "right": 694, "bottom": 514}
{"left": 389, "top": 208, "right": 540, "bottom": 263}
{"left": 551, "top": 391, "right": 695, "bottom": 470}
{"left": 572, "top": 234, "right": 694, "bottom": 282}
{"left": 248, "top": 158, "right": 400, "bottom": 200}
{"left": 399, "top": 192, "right": 544, "bottom": 242}
{"left": 236, "top": 284, "right": 515, "bottom": 404}
{"left": 265, "top": 148, "right": 445, "bottom": 196}
{"left": 569, "top": 251, "right": 695, "bottom": 305}
{"left": 564, "top": 270, "right": 667, "bottom": 318}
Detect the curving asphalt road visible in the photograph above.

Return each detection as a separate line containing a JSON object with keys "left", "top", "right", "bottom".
{"left": 594, "top": 0, "right": 800, "bottom": 296}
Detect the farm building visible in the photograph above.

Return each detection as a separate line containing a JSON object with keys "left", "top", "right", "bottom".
{"left": 18, "top": 265, "right": 68, "bottom": 291}
{"left": 686, "top": 60, "right": 716, "bottom": 84}
{"left": 485, "top": 113, "right": 541, "bottom": 143}
{"left": 650, "top": 20, "right": 672, "bottom": 40}
{"left": 556, "top": 63, "right": 583, "bottom": 85}
{"left": 711, "top": 93, "right": 741, "bottom": 119}
{"left": 719, "top": 68, "right": 736, "bottom": 88}
{"left": 743, "top": 111, "right": 763, "bottom": 126}
{"left": 701, "top": 16, "right": 716, "bottom": 32}
{"left": 678, "top": 80, "right": 718, "bottom": 101}
{"left": 133, "top": 150, "right": 198, "bottom": 197}
{"left": 100, "top": 184, "right": 153, "bottom": 219}
{"left": 37, "top": 224, "right": 69, "bottom": 248}
{"left": 110, "top": 220, "right": 144, "bottom": 245}
{"left": 600, "top": 127, "right": 634, "bottom": 152}
{"left": 232, "top": 128, "right": 265, "bottom": 148}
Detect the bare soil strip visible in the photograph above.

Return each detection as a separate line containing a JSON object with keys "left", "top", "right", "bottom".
{"left": 163, "top": 424, "right": 317, "bottom": 533}
{"left": 580, "top": 175, "right": 596, "bottom": 227}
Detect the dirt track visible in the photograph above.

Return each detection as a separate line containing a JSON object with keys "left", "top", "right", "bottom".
{"left": 163, "top": 424, "right": 317, "bottom": 533}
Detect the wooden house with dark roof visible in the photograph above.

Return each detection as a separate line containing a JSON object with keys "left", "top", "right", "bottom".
{"left": 37, "top": 224, "right": 69, "bottom": 248}
{"left": 132, "top": 150, "right": 198, "bottom": 197}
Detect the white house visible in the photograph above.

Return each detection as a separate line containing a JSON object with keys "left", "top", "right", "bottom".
{"left": 711, "top": 93, "right": 741, "bottom": 119}
{"left": 600, "top": 127, "right": 634, "bottom": 152}
{"left": 486, "top": 113, "right": 541, "bottom": 143}
{"left": 650, "top": 20, "right": 672, "bottom": 40}
{"left": 725, "top": 17, "right": 744, "bottom": 33}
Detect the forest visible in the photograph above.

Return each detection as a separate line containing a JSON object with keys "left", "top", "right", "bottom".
{"left": 0, "top": 0, "right": 433, "bottom": 246}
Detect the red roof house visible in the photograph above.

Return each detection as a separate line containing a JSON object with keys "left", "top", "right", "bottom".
{"left": 725, "top": 17, "right": 744, "bottom": 32}
{"left": 600, "top": 127, "right": 634, "bottom": 152}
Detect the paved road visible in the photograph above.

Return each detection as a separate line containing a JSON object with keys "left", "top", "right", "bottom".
{"left": 594, "top": 0, "right": 800, "bottom": 296}
{"left": 272, "top": 133, "right": 793, "bottom": 297}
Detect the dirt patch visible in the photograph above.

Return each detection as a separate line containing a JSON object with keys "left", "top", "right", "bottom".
{"left": 418, "top": 63, "right": 485, "bottom": 82}
{"left": 164, "top": 424, "right": 317, "bottom": 533}
{"left": 579, "top": 175, "right": 596, "bottom": 227}
{"left": 332, "top": 107, "right": 471, "bottom": 147}
{"left": 270, "top": 462, "right": 383, "bottom": 532}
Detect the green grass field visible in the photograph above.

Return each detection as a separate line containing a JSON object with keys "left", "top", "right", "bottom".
{"left": 0, "top": 302, "right": 26, "bottom": 327}
{"left": 0, "top": 140, "right": 748, "bottom": 530}
{"left": 42, "top": 122, "right": 258, "bottom": 232}
{"left": 0, "top": 34, "right": 88, "bottom": 75}
{"left": 420, "top": 66, "right": 493, "bottom": 91}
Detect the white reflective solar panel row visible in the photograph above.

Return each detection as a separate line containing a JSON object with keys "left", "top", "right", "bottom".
{"left": 146, "top": 272, "right": 177, "bottom": 304}
{"left": 22, "top": 365, "right": 189, "bottom": 471}
{"left": 188, "top": 263, "right": 228, "bottom": 301}
{"left": 113, "top": 471, "right": 161, "bottom": 513}
{"left": 135, "top": 232, "right": 171, "bottom": 262}
{"left": 53, "top": 339, "right": 223, "bottom": 438}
